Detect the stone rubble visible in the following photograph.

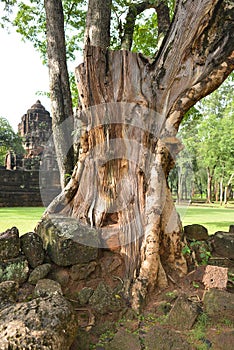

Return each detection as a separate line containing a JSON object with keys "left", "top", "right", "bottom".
{"left": 0, "top": 222, "right": 233, "bottom": 349}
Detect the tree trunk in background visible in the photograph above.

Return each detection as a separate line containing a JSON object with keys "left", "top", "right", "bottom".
{"left": 177, "top": 168, "right": 184, "bottom": 203}
{"left": 44, "top": 0, "right": 234, "bottom": 310}
{"left": 219, "top": 176, "right": 223, "bottom": 205}
{"left": 224, "top": 185, "right": 227, "bottom": 205}
{"left": 214, "top": 181, "right": 219, "bottom": 203}
{"left": 207, "top": 167, "right": 214, "bottom": 204}
{"left": 224, "top": 173, "right": 234, "bottom": 204}
{"left": 44, "top": 0, "right": 74, "bottom": 188}
{"left": 184, "top": 179, "right": 188, "bottom": 200}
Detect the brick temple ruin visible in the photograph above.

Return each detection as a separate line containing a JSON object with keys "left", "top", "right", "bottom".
{"left": 0, "top": 101, "right": 61, "bottom": 207}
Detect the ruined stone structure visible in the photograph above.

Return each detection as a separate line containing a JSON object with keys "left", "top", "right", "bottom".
{"left": 18, "top": 100, "right": 52, "bottom": 159}
{"left": 0, "top": 101, "right": 61, "bottom": 207}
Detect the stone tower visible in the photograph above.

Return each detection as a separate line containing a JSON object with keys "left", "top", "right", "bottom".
{"left": 18, "top": 100, "right": 52, "bottom": 157}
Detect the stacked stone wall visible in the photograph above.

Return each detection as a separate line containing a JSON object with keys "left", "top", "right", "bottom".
{"left": 0, "top": 169, "right": 60, "bottom": 207}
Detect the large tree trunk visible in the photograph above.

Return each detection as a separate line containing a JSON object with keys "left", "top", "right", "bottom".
{"left": 46, "top": 47, "right": 187, "bottom": 309}
{"left": 43, "top": 0, "right": 234, "bottom": 310}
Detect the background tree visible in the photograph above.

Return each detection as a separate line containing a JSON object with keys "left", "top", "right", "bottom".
{"left": 1, "top": 0, "right": 234, "bottom": 310}
{"left": 169, "top": 74, "right": 234, "bottom": 204}
{"left": 44, "top": 0, "right": 74, "bottom": 188}
{"left": 169, "top": 106, "right": 202, "bottom": 202}
{"left": 0, "top": 117, "right": 24, "bottom": 165}
{"left": 196, "top": 74, "right": 234, "bottom": 204}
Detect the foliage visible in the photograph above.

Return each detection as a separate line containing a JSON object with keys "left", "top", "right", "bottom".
{"left": 0, "top": 0, "right": 17, "bottom": 28}
{"left": 182, "top": 240, "right": 211, "bottom": 266}
{"left": 190, "top": 240, "right": 211, "bottom": 265}
{"left": 188, "top": 313, "right": 234, "bottom": 350}
{"left": 1, "top": 0, "right": 175, "bottom": 61}
{"left": 0, "top": 0, "right": 175, "bottom": 105}
{"left": 96, "top": 329, "right": 115, "bottom": 347}
{"left": 69, "top": 72, "right": 79, "bottom": 108}
{"left": 182, "top": 244, "right": 191, "bottom": 256}
{"left": 170, "top": 73, "right": 234, "bottom": 203}
{"left": 188, "top": 313, "right": 210, "bottom": 350}
{"left": 197, "top": 101, "right": 233, "bottom": 179}
{"left": 132, "top": 11, "right": 158, "bottom": 56}
{"left": 228, "top": 272, "right": 234, "bottom": 283}
{"left": 0, "top": 117, "right": 24, "bottom": 165}
{"left": 2, "top": 0, "right": 87, "bottom": 63}
{"left": 93, "top": 312, "right": 169, "bottom": 349}
{"left": 192, "top": 281, "right": 200, "bottom": 289}
{"left": 36, "top": 72, "right": 78, "bottom": 108}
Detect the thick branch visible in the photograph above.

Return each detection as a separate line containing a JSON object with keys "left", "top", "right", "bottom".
{"left": 151, "top": 0, "right": 234, "bottom": 131}
{"left": 155, "top": 1, "right": 170, "bottom": 47}
{"left": 84, "top": 0, "right": 112, "bottom": 49}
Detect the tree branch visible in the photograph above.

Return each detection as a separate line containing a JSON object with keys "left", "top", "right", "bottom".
{"left": 84, "top": 0, "right": 112, "bottom": 49}
{"left": 151, "top": 0, "right": 234, "bottom": 132}
{"left": 121, "top": 0, "right": 170, "bottom": 51}
{"left": 155, "top": 1, "right": 170, "bottom": 48}
{"left": 65, "top": 2, "right": 76, "bottom": 26}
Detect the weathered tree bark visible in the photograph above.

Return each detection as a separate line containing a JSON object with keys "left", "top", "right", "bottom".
{"left": 44, "top": 0, "right": 234, "bottom": 310}
{"left": 84, "top": 0, "right": 112, "bottom": 49}
{"left": 44, "top": 0, "right": 74, "bottom": 188}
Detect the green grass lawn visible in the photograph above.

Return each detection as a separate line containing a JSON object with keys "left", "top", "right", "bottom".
{"left": 177, "top": 205, "right": 234, "bottom": 235}
{"left": 0, "top": 207, "right": 45, "bottom": 235}
{"left": 0, "top": 205, "right": 233, "bottom": 236}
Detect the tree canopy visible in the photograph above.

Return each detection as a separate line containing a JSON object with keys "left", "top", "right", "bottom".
{"left": 0, "top": 1, "right": 177, "bottom": 110}
{"left": 1, "top": 1, "right": 178, "bottom": 63}
{"left": 0, "top": 116, "right": 24, "bottom": 165}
